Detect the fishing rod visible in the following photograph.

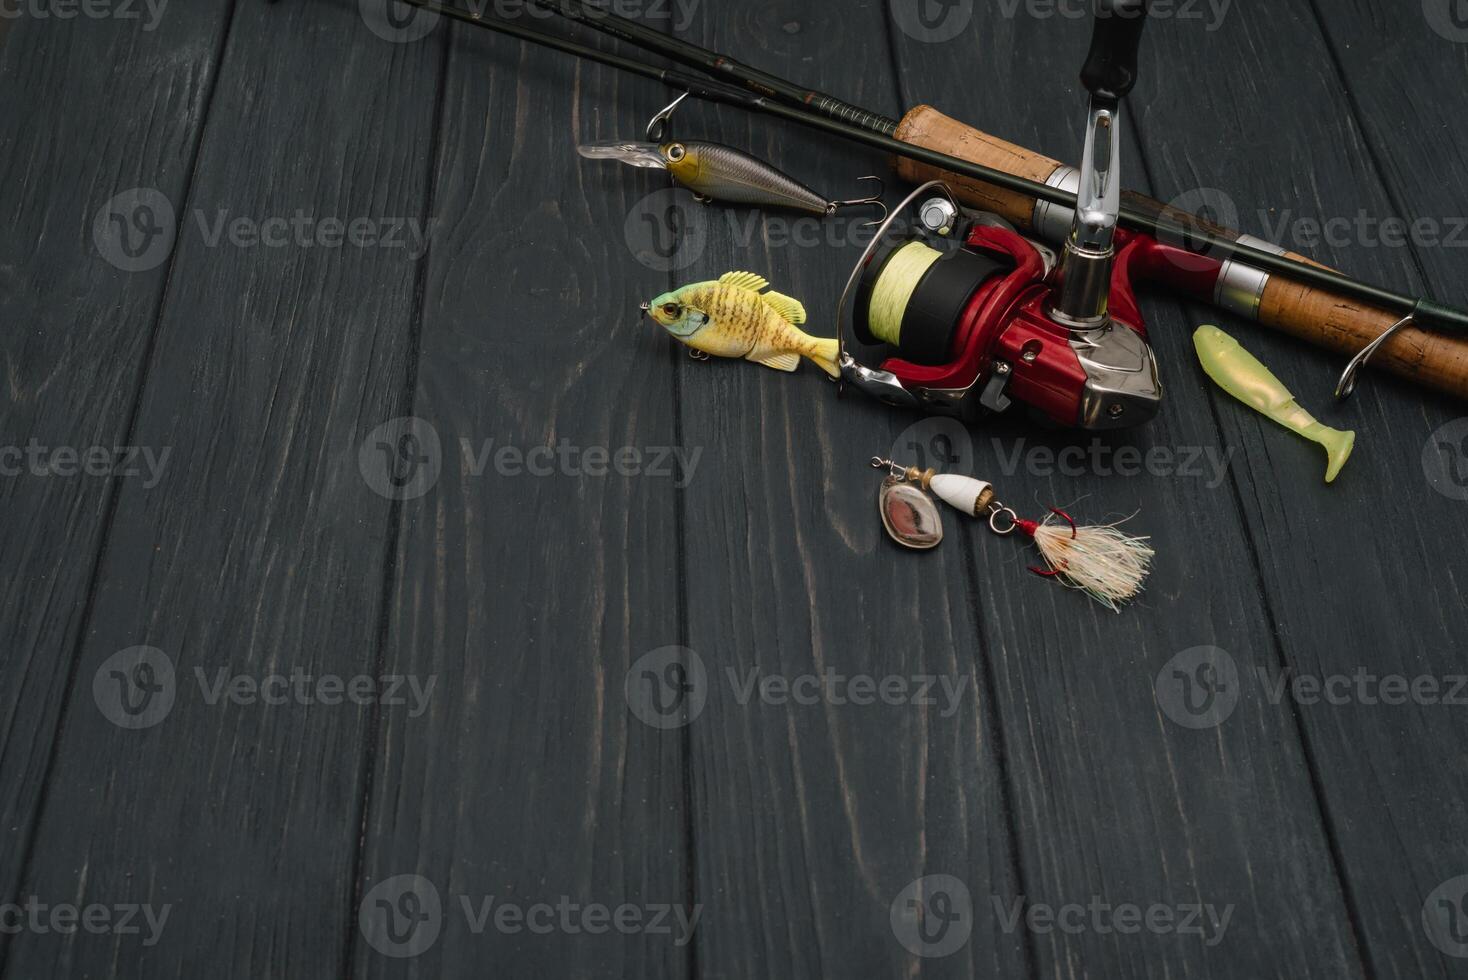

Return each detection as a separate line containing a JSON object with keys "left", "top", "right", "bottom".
{"left": 525, "top": 0, "right": 901, "bottom": 135}
{"left": 388, "top": 0, "right": 1468, "bottom": 403}
{"left": 444, "top": 0, "right": 1468, "bottom": 401}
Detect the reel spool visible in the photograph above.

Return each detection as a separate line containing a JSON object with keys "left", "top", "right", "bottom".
{"left": 852, "top": 238, "right": 1009, "bottom": 366}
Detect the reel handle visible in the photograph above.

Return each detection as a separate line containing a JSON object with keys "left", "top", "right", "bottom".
{"left": 1081, "top": 0, "right": 1150, "bottom": 105}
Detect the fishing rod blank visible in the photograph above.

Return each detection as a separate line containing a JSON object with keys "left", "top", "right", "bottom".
{"left": 524, "top": 0, "right": 901, "bottom": 135}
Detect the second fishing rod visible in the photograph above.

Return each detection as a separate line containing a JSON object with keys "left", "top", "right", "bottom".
{"left": 498, "top": 0, "right": 1468, "bottom": 402}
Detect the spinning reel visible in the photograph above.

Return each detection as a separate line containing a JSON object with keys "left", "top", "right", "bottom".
{"left": 837, "top": 0, "right": 1163, "bottom": 430}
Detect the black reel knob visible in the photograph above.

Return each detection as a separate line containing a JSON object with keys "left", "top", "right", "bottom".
{"left": 1080, "top": 0, "right": 1150, "bottom": 105}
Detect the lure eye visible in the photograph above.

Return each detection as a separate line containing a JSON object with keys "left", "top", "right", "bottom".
{"left": 666, "top": 144, "right": 686, "bottom": 163}
{"left": 661, "top": 303, "right": 681, "bottom": 317}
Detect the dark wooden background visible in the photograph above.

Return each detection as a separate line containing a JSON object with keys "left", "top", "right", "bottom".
{"left": 2, "top": 0, "right": 1467, "bottom": 976}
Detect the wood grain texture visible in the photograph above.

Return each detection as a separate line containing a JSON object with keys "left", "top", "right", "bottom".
{"left": 1137, "top": 2, "right": 1468, "bottom": 977}
{"left": 673, "top": 3, "right": 1028, "bottom": 977}
{"left": 0, "top": 0, "right": 231, "bottom": 937}
{"left": 889, "top": 3, "right": 1366, "bottom": 977}
{"left": 2, "top": 0, "right": 443, "bottom": 975}
{"left": 349, "top": 18, "right": 692, "bottom": 980}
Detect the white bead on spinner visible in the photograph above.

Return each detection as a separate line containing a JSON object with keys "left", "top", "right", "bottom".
{"left": 928, "top": 474, "right": 992, "bottom": 517}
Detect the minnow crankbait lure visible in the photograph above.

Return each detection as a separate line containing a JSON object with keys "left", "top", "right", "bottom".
{"left": 1193, "top": 324, "right": 1356, "bottom": 483}
{"left": 642, "top": 272, "right": 840, "bottom": 378}
{"left": 579, "top": 140, "right": 884, "bottom": 222}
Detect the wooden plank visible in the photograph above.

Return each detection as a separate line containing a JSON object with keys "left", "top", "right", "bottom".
{"left": 0, "top": 0, "right": 231, "bottom": 920}
{"left": 673, "top": 3, "right": 1028, "bottom": 976}
{"left": 1138, "top": 3, "right": 1468, "bottom": 977}
{"left": 888, "top": 6, "right": 1368, "bottom": 977}
{"left": 349, "top": 18, "right": 693, "bottom": 980}
{"left": 1, "top": 1, "right": 444, "bottom": 975}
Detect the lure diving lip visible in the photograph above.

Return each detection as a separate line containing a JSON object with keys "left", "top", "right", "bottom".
{"left": 578, "top": 139, "right": 885, "bottom": 221}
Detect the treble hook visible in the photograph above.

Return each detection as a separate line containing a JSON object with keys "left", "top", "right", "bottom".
{"left": 646, "top": 91, "right": 690, "bottom": 143}
{"left": 1335, "top": 312, "right": 1414, "bottom": 400}
{"left": 827, "top": 176, "right": 888, "bottom": 229}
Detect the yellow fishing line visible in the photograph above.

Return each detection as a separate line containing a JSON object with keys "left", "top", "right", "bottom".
{"left": 867, "top": 241, "right": 943, "bottom": 346}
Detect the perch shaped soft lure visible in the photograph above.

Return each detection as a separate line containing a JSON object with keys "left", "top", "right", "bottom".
{"left": 1193, "top": 325, "right": 1356, "bottom": 483}
{"left": 643, "top": 272, "right": 841, "bottom": 378}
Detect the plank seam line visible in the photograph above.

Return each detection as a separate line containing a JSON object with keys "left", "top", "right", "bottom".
{"left": 0, "top": 3, "right": 242, "bottom": 976}
{"left": 880, "top": 5, "right": 1039, "bottom": 977}
{"left": 339, "top": 21, "right": 453, "bottom": 980}
{"left": 1130, "top": 97, "right": 1377, "bottom": 980}
{"left": 1303, "top": 0, "right": 1440, "bottom": 305}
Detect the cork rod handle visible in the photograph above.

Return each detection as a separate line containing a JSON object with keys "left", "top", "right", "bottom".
{"left": 894, "top": 105, "right": 1468, "bottom": 400}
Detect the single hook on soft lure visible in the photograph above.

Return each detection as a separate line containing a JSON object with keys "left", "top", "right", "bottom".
{"left": 578, "top": 138, "right": 887, "bottom": 228}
